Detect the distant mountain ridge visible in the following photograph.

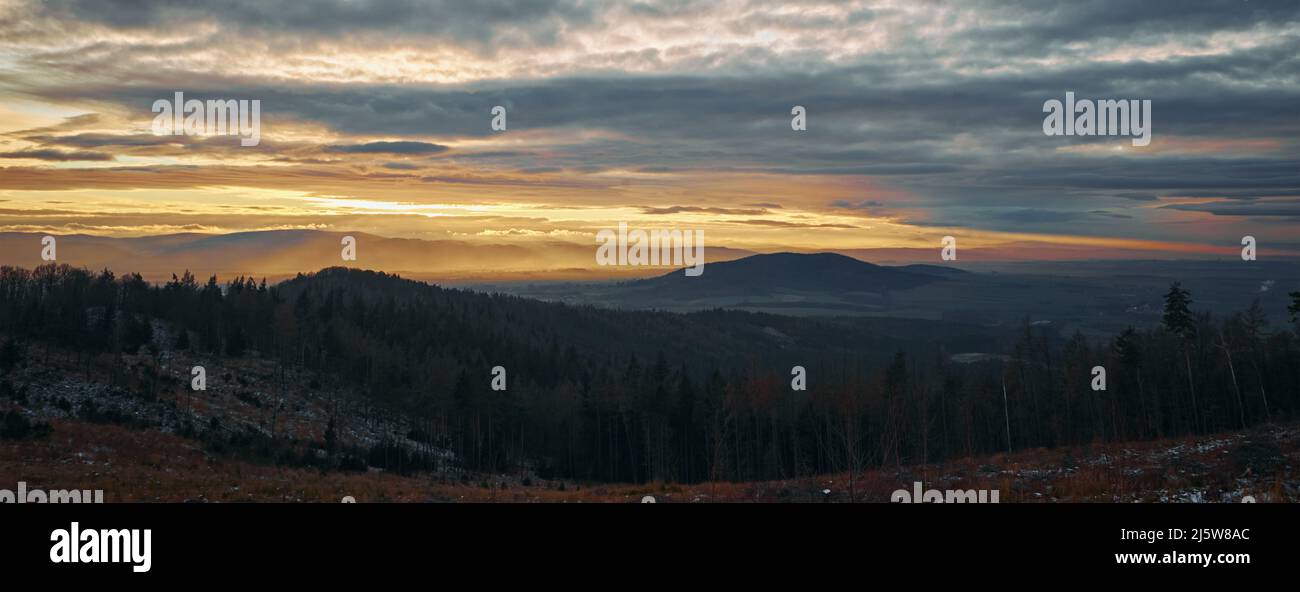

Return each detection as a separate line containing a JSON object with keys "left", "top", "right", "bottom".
{"left": 619, "top": 252, "right": 951, "bottom": 304}
{"left": 0, "top": 230, "right": 754, "bottom": 282}
{"left": 495, "top": 252, "right": 1300, "bottom": 336}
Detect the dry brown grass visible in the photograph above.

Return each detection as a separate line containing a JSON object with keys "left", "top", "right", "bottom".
{"left": 2, "top": 414, "right": 1296, "bottom": 503}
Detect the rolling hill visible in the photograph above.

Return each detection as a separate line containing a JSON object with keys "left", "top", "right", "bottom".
{"left": 590, "top": 252, "right": 954, "bottom": 313}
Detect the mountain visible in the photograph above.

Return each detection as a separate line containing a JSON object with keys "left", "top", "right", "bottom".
{"left": 600, "top": 252, "right": 950, "bottom": 313}
{"left": 490, "top": 254, "right": 1300, "bottom": 336}
{"left": 640, "top": 252, "right": 941, "bottom": 291}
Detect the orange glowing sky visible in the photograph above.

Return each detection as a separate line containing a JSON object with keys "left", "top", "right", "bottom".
{"left": 1, "top": 0, "right": 1297, "bottom": 275}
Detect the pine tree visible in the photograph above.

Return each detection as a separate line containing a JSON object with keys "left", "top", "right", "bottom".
{"left": 1162, "top": 282, "right": 1201, "bottom": 431}
{"left": 1163, "top": 282, "right": 1195, "bottom": 337}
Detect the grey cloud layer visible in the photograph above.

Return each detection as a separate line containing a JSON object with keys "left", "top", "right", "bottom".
{"left": 32, "top": 0, "right": 598, "bottom": 48}
{"left": 7, "top": 0, "right": 1300, "bottom": 241}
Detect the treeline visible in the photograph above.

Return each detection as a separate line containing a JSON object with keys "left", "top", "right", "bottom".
{"left": 1, "top": 264, "right": 1298, "bottom": 487}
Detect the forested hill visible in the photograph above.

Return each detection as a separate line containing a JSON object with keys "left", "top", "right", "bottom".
{"left": 627, "top": 252, "right": 940, "bottom": 296}
{"left": 269, "top": 266, "right": 1009, "bottom": 386}
{"left": 0, "top": 264, "right": 1008, "bottom": 397}
{"left": 2, "top": 264, "right": 1298, "bottom": 485}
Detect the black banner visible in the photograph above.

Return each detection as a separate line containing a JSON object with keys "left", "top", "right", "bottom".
{"left": 1, "top": 502, "right": 1285, "bottom": 582}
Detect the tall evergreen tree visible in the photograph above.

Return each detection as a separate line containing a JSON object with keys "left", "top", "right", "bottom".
{"left": 1163, "top": 282, "right": 1195, "bottom": 337}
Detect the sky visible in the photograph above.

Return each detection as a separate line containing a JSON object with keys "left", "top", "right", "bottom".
{"left": 0, "top": 0, "right": 1298, "bottom": 271}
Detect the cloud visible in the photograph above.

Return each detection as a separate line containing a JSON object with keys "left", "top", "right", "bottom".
{"left": 324, "top": 141, "right": 449, "bottom": 155}
{"left": 21, "top": 133, "right": 173, "bottom": 148}
{"left": 639, "top": 205, "right": 770, "bottom": 216}
{"left": 0, "top": 0, "right": 1296, "bottom": 249}
{"left": 0, "top": 149, "right": 113, "bottom": 161}
{"left": 27, "top": 0, "right": 598, "bottom": 50}
{"left": 1161, "top": 200, "right": 1300, "bottom": 218}
{"left": 1112, "top": 192, "right": 1159, "bottom": 201}
{"left": 730, "top": 219, "right": 860, "bottom": 229}
{"left": 997, "top": 209, "right": 1087, "bottom": 224}
{"left": 830, "top": 199, "right": 885, "bottom": 210}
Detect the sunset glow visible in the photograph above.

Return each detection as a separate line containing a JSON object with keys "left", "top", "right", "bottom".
{"left": 1, "top": 0, "right": 1297, "bottom": 277}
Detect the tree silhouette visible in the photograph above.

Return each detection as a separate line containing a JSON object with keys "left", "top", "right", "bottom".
{"left": 1163, "top": 282, "right": 1195, "bottom": 337}
{"left": 1, "top": 264, "right": 1298, "bottom": 484}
